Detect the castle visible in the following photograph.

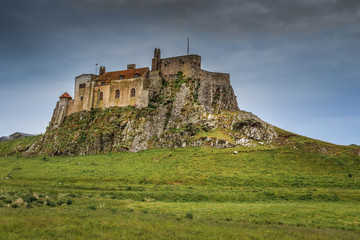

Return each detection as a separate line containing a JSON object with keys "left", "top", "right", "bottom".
{"left": 51, "top": 48, "right": 239, "bottom": 128}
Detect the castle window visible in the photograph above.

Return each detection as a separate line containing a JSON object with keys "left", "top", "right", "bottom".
{"left": 99, "top": 92, "right": 103, "bottom": 101}
{"left": 194, "top": 62, "right": 197, "bottom": 67}
{"left": 164, "top": 63, "right": 167, "bottom": 67}
{"left": 130, "top": 88, "right": 136, "bottom": 97}
{"left": 119, "top": 75, "right": 125, "bottom": 79}
{"left": 79, "top": 83, "right": 85, "bottom": 89}
{"left": 134, "top": 73, "right": 140, "bottom": 78}
{"left": 115, "top": 89, "right": 120, "bottom": 98}
{"left": 101, "top": 81, "right": 105, "bottom": 85}
{"left": 198, "top": 63, "right": 200, "bottom": 68}
{"left": 80, "top": 96, "right": 83, "bottom": 101}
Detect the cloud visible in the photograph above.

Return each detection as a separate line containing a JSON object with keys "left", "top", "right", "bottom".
{"left": 62, "top": 0, "right": 360, "bottom": 35}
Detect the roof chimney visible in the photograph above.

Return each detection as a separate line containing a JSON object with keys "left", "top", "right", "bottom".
{"left": 127, "top": 64, "right": 136, "bottom": 70}
{"left": 99, "top": 66, "right": 106, "bottom": 76}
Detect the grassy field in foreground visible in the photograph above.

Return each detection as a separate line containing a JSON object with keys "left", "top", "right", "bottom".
{"left": 0, "top": 136, "right": 360, "bottom": 239}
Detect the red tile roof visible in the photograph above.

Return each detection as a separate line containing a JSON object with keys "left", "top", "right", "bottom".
{"left": 98, "top": 67, "right": 149, "bottom": 82}
{"left": 59, "top": 92, "right": 72, "bottom": 99}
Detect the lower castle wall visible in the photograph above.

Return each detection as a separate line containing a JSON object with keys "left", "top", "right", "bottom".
{"left": 194, "top": 69, "right": 230, "bottom": 85}
{"left": 194, "top": 69, "right": 239, "bottom": 113}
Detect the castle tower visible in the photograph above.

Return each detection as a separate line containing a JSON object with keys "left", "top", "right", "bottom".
{"left": 50, "top": 92, "right": 73, "bottom": 129}
{"left": 151, "top": 48, "right": 161, "bottom": 71}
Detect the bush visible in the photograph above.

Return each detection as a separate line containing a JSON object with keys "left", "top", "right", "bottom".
{"left": 36, "top": 199, "right": 44, "bottom": 205}
{"left": 185, "top": 212, "right": 193, "bottom": 220}
{"left": 66, "top": 199, "right": 72, "bottom": 205}
{"left": 57, "top": 200, "right": 65, "bottom": 206}
{"left": 348, "top": 173, "right": 353, "bottom": 178}
{"left": 24, "top": 194, "right": 37, "bottom": 203}
{"left": 88, "top": 205, "right": 97, "bottom": 210}
{"left": 11, "top": 203, "right": 19, "bottom": 208}
{"left": 46, "top": 200, "right": 56, "bottom": 207}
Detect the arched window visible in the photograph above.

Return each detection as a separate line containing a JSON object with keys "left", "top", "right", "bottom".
{"left": 134, "top": 73, "right": 140, "bottom": 78}
{"left": 115, "top": 89, "right": 120, "bottom": 98}
{"left": 130, "top": 88, "right": 136, "bottom": 97}
{"left": 99, "top": 92, "right": 103, "bottom": 100}
{"left": 119, "top": 75, "right": 125, "bottom": 79}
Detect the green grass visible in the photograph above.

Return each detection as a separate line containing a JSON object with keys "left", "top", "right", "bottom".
{"left": 0, "top": 135, "right": 40, "bottom": 156}
{"left": 0, "top": 136, "right": 360, "bottom": 239}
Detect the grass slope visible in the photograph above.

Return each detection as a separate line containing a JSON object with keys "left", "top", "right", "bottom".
{"left": 0, "top": 133, "right": 360, "bottom": 239}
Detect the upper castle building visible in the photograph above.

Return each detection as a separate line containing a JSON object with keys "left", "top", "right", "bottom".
{"left": 51, "top": 48, "right": 239, "bottom": 128}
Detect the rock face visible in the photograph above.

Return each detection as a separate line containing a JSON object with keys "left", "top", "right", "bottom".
{"left": 27, "top": 74, "right": 277, "bottom": 155}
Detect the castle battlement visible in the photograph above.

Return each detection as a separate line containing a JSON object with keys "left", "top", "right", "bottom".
{"left": 50, "top": 48, "right": 238, "bottom": 129}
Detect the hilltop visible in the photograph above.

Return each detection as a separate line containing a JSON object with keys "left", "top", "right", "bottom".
{"left": 26, "top": 73, "right": 276, "bottom": 156}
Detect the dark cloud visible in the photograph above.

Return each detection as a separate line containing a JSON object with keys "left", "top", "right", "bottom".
{"left": 2, "top": 0, "right": 360, "bottom": 41}
{"left": 62, "top": 0, "right": 360, "bottom": 34}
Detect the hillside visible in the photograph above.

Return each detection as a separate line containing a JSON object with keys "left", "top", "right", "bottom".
{"left": 1, "top": 133, "right": 360, "bottom": 239}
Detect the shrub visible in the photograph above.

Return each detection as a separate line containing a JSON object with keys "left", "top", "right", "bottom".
{"left": 46, "top": 200, "right": 56, "bottom": 207}
{"left": 24, "top": 194, "right": 37, "bottom": 203}
{"left": 0, "top": 202, "right": 4, "bottom": 207}
{"left": 57, "top": 200, "right": 65, "bottom": 206}
{"left": 185, "top": 212, "right": 193, "bottom": 220}
{"left": 36, "top": 199, "right": 44, "bottom": 205}
{"left": 66, "top": 199, "right": 72, "bottom": 205}
{"left": 11, "top": 203, "right": 19, "bottom": 208}
{"left": 348, "top": 173, "right": 353, "bottom": 178}
{"left": 88, "top": 205, "right": 97, "bottom": 210}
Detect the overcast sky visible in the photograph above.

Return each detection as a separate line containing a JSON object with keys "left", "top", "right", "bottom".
{"left": 1, "top": 0, "right": 359, "bottom": 145}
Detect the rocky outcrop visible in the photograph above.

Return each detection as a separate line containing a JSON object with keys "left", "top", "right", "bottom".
{"left": 27, "top": 75, "right": 276, "bottom": 155}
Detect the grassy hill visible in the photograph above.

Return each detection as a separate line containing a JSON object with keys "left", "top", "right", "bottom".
{"left": 0, "top": 131, "right": 359, "bottom": 239}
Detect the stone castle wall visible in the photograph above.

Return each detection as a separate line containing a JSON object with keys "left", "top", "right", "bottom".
{"left": 159, "top": 55, "right": 201, "bottom": 80}
{"left": 50, "top": 49, "right": 239, "bottom": 129}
